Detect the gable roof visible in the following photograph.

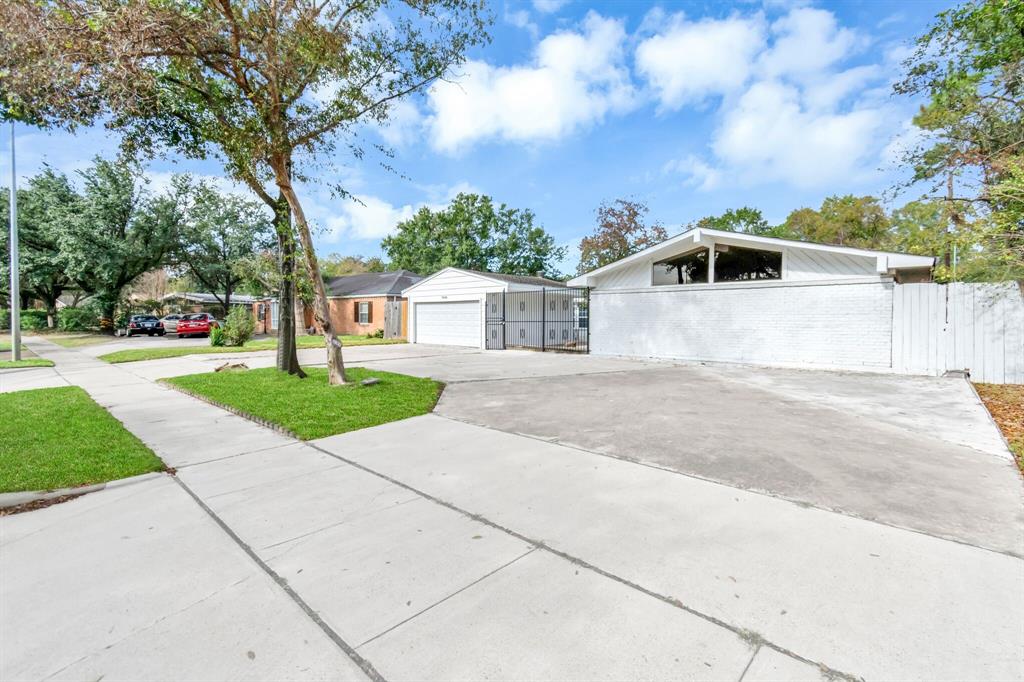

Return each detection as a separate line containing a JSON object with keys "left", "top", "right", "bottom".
{"left": 325, "top": 270, "right": 423, "bottom": 297}
{"left": 567, "top": 226, "right": 936, "bottom": 286}
{"left": 402, "top": 267, "right": 567, "bottom": 295}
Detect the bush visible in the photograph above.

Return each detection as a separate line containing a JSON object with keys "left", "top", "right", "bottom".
{"left": 221, "top": 306, "right": 255, "bottom": 347}
{"left": 57, "top": 307, "right": 98, "bottom": 331}
{"left": 19, "top": 310, "right": 49, "bottom": 331}
{"left": 366, "top": 328, "right": 384, "bottom": 339}
{"left": 209, "top": 325, "right": 226, "bottom": 347}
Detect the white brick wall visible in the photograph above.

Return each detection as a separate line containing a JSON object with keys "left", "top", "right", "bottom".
{"left": 591, "top": 279, "right": 894, "bottom": 369}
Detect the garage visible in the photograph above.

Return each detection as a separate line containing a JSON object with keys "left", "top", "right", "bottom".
{"left": 414, "top": 301, "right": 481, "bottom": 347}
{"left": 402, "top": 267, "right": 568, "bottom": 349}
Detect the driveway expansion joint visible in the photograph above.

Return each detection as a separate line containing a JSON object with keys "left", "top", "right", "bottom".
{"left": 171, "top": 475, "right": 387, "bottom": 682}
{"left": 303, "top": 440, "right": 863, "bottom": 682}
{"left": 433, "top": 413, "right": 1024, "bottom": 561}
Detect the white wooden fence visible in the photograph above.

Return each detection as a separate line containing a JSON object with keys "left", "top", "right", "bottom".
{"left": 892, "top": 282, "right": 1024, "bottom": 384}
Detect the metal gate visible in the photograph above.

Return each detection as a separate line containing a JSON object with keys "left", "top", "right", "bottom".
{"left": 485, "top": 287, "right": 589, "bottom": 353}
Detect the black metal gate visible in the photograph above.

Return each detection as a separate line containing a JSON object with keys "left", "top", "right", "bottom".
{"left": 485, "top": 287, "right": 589, "bottom": 353}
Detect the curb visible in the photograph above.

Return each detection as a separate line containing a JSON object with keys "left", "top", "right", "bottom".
{"left": 964, "top": 377, "right": 1020, "bottom": 466}
{"left": 159, "top": 380, "right": 304, "bottom": 441}
{"left": 0, "top": 471, "right": 165, "bottom": 509}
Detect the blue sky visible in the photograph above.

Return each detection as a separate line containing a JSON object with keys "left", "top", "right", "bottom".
{"left": 1, "top": 0, "right": 951, "bottom": 276}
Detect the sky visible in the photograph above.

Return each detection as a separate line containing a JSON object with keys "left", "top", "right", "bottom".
{"left": 1, "top": 0, "right": 953, "bottom": 276}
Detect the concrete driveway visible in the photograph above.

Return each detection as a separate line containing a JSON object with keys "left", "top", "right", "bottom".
{"left": 3, "top": 341, "right": 1022, "bottom": 681}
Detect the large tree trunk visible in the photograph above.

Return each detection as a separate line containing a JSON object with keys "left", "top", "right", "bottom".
{"left": 273, "top": 197, "right": 304, "bottom": 377}
{"left": 273, "top": 167, "right": 346, "bottom": 385}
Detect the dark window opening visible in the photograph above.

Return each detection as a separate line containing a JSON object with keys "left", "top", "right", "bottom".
{"left": 655, "top": 248, "right": 709, "bottom": 285}
{"left": 714, "top": 245, "right": 782, "bottom": 282}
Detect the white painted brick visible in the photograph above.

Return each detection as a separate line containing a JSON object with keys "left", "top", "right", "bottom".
{"left": 590, "top": 281, "right": 893, "bottom": 369}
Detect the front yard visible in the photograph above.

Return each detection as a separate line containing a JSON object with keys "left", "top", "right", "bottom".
{"left": 165, "top": 366, "right": 442, "bottom": 440}
{"left": 100, "top": 334, "right": 405, "bottom": 363}
{"left": 0, "top": 386, "right": 165, "bottom": 493}
{"left": 974, "top": 383, "right": 1024, "bottom": 474}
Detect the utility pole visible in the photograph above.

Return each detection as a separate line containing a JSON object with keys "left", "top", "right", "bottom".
{"left": 8, "top": 120, "right": 20, "bottom": 361}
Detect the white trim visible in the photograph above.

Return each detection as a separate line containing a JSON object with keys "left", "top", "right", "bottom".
{"left": 588, "top": 275, "right": 893, "bottom": 296}
{"left": 567, "top": 227, "right": 935, "bottom": 286}
{"left": 402, "top": 267, "right": 510, "bottom": 295}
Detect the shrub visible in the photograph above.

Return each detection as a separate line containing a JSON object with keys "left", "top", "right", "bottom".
{"left": 209, "top": 325, "right": 226, "bottom": 347}
{"left": 222, "top": 306, "right": 255, "bottom": 347}
{"left": 19, "top": 309, "right": 49, "bottom": 331}
{"left": 57, "top": 307, "right": 98, "bottom": 331}
{"left": 366, "top": 328, "right": 384, "bottom": 339}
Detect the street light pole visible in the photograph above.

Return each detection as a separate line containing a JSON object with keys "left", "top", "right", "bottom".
{"left": 9, "top": 120, "right": 20, "bottom": 361}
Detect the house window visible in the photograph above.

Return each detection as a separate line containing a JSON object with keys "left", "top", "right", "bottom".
{"left": 655, "top": 248, "right": 709, "bottom": 285}
{"left": 358, "top": 302, "right": 370, "bottom": 324}
{"left": 714, "top": 245, "right": 782, "bottom": 282}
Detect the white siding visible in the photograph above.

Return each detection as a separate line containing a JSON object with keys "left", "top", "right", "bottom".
{"left": 591, "top": 280, "right": 893, "bottom": 370}
{"left": 589, "top": 259, "right": 652, "bottom": 289}
{"left": 405, "top": 269, "right": 506, "bottom": 348}
{"left": 892, "top": 283, "right": 1024, "bottom": 384}
{"left": 783, "top": 248, "right": 878, "bottom": 281}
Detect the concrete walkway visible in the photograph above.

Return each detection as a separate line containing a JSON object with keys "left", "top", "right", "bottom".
{"left": 2, "top": 338, "right": 1022, "bottom": 681}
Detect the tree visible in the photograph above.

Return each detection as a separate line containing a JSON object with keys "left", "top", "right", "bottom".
{"left": 695, "top": 207, "right": 771, "bottom": 235}
{"left": 60, "top": 157, "right": 179, "bottom": 329}
{"left": 319, "top": 254, "right": 388, "bottom": 279}
{"left": 173, "top": 178, "right": 274, "bottom": 317}
{"left": 782, "top": 195, "right": 890, "bottom": 249}
{"left": 0, "top": 170, "right": 80, "bottom": 326}
{"left": 1, "top": 0, "right": 489, "bottom": 385}
{"left": 382, "top": 193, "right": 566, "bottom": 277}
{"left": 578, "top": 199, "right": 668, "bottom": 274}
{"left": 895, "top": 0, "right": 1024, "bottom": 277}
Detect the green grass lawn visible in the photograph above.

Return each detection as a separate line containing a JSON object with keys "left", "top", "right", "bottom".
{"left": 0, "top": 359, "right": 54, "bottom": 369}
{"left": 100, "top": 335, "right": 405, "bottom": 364}
{"left": 0, "top": 386, "right": 165, "bottom": 493}
{"left": 165, "top": 366, "right": 442, "bottom": 440}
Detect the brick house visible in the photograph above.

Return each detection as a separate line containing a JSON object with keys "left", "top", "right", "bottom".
{"left": 303, "top": 270, "right": 423, "bottom": 338}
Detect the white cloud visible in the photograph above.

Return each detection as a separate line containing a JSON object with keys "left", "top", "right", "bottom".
{"left": 663, "top": 155, "right": 721, "bottom": 191}
{"left": 532, "top": 0, "right": 568, "bottom": 14}
{"left": 376, "top": 98, "right": 424, "bottom": 147}
{"left": 649, "top": 5, "right": 899, "bottom": 190}
{"left": 426, "top": 12, "right": 634, "bottom": 153}
{"left": 757, "top": 7, "right": 862, "bottom": 81}
{"left": 635, "top": 13, "right": 766, "bottom": 109}
{"left": 711, "top": 80, "right": 883, "bottom": 188}
{"left": 325, "top": 182, "right": 480, "bottom": 240}
{"left": 505, "top": 8, "right": 539, "bottom": 39}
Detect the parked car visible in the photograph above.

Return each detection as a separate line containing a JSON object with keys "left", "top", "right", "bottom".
{"left": 177, "top": 313, "right": 219, "bottom": 338}
{"left": 160, "top": 313, "right": 184, "bottom": 333}
{"left": 126, "top": 315, "right": 165, "bottom": 337}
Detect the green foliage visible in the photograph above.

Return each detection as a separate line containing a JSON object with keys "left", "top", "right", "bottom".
{"left": 782, "top": 195, "right": 890, "bottom": 249}
{"left": 695, "top": 207, "right": 780, "bottom": 236}
{"left": 60, "top": 157, "right": 180, "bottom": 320}
{"left": 173, "top": 177, "right": 274, "bottom": 314}
{"left": 209, "top": 324, "right": 225, "bottom": 347}
{"left": 383, "top": 193, "right": 566, "bottom": 277}
{"left": 56, "top": 307, "right": 98, "bottom": 331}
{"left": 19, "top": 309, "right": 48, "bottom": 330}
{"left": 366, "top": 328, "right": 385, "bottom": 339}
{"left": 221, "top": 305, "right": 255, "bottom": 347}
{"left": 166, "top": 367, "right": 443, "bottom": 440}
{"left": 319, "top": 254, "right": 388, "bottom": 279}
{"left": 0, "top": 386, "right": 163, "bottom": 493}
{"left": 578, "top": 199, "right": 668, "bottom": 274}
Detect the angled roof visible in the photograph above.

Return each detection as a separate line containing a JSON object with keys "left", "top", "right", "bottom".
{"left": 402, "top": 267, "right": 566, "bottom": 295}
{"left": 325, "top": 270, "right": 423, "bottom": 297}
{"left": 455, "top": 268, "right": 567, "bottom": 288}
{"left": 567, "top": 226, "right": 936, "bottom": 286}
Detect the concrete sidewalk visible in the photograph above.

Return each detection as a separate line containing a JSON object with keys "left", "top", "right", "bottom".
{"left": 3, "top": 338, "right": 1022, "bottom": 681}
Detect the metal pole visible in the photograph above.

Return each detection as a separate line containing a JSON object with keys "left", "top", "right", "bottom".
{"left": 9, "top": 120, "right": 20, "bottom": 361}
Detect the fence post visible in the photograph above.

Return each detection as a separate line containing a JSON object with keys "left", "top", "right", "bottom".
{"left": 541, "top": 287, "right": 546, "bottom": 352}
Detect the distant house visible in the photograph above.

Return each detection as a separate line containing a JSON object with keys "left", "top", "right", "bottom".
{"left": 161, "top": 292, "right": 279, "bottom": 334}
{"left": 402, "top": 267, "right": 567, "bottom": 348}
{"left": 303, "top": 270, "right": 423, "bottom": 339}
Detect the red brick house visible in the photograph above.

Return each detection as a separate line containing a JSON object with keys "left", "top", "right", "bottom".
{"left": 303, "top": 270, "right": 423, "bottom": 338}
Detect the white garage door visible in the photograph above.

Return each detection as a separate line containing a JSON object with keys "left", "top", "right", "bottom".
{"left": 415, "top": 301, "right": 481, "bottom": 347}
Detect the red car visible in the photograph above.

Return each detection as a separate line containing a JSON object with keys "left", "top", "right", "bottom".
{"left": 177, "top": 313, "right": 220, "bottom": 338}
